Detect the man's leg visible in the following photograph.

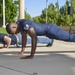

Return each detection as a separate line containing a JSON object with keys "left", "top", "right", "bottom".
{"left": 37, "top": 37, "right": 54, "bottom": 47}
{"left": 27, "top": 36, "right": 54, "bottom": 46}
{"left": 46, "top": 24, "right": 75, "bottom": 42}
{"left": 46, "top": 39, "right": 54, "bottom": 47}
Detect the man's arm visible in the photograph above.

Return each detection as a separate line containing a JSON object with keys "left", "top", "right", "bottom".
{"left": 28, "top": 28, "right": 37, "bottom": 58}
{"left": 4, "top": 36, "right": 11, "bottom": 48}
{"left": 21, "top": 28, "right": 37, "bottom": 59}
{"left": 20, "top": 32, "right": 27, "bottom": 54}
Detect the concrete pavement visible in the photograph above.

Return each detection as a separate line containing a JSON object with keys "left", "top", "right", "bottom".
{"left": 0, "top": 40, "right": 75, "bottom": 75}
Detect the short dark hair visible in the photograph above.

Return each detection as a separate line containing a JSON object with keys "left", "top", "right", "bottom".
{"left": 6, "top": 23, "right": 12, "bottom": 34}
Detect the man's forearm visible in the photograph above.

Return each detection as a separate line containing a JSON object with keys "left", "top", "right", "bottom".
{"left": 31, "top": 36, "right": 37, "bottom": 57}
{"left": 21, "top": 33, "right": 27, "bottom": 53}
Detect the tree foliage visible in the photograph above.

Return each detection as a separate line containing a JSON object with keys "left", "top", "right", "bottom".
{"left": 0, "top": 0, "right": 75, "bottom": 26}
{"left": 0, "top": 0, "right": 18, "bottom": 25}
{"left": 33, "top": 0, "right": 75, "bottom": 26}
{"left": 5, "top": 0, "right": 18, "bottom": 22}
{"left": 25, "top": 11, "right": 32, "bottom": 21}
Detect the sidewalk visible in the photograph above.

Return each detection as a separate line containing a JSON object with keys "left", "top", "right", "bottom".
{"left": 0, "top": 40, "right": 75, "bottom": 75}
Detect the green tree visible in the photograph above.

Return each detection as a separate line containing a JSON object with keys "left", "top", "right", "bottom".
{"left": 33, "top": 0, "right": 75, "bottom": 26}
{"left": 0, "top": 0, "right": 18, "bottom": 26}
{"left": 59, "top": 0, "right": 70, "bottom": 26}
{"left": 39, "top": 2, "right": 60, "bottom": 24}
{"left": 54, "top": 1, "right": 60, "bottom": 25}
{"left": 25, "top": 11, "right": 32, "bottom": 20}
{"left": 5, "top": 0, "right": 18, "bottom": 22}
{"left": 71, "top": 0, "right": 75, "bottom": 25}
{"left": 33, "top": 16, "right": 42, "bottom": 23}
{"left": 40, "top": 8, "right": 47, "bottom": 23}
{"left": 0, "top": 0, "right": 3, "bottom": 26}
{"left": 38, "top": 3, "right": 56, "bottom": 24}
{"left": 0, "top": 0, "right": 2, "bottom": 18}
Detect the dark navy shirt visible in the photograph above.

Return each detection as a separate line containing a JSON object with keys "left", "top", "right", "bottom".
{"left": 16, "top": 19, "right": 48, "bottom": 36}
{"left": 9, "top": 35, "right": 17, "bottom": 44}
{"left": 0, "top": 33, "right": 17, "bottom": 44}
{"left": 0, "top": 33, "right": 7, "bottom": 44}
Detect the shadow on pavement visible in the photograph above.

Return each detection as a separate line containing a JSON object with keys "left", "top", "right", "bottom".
{"left": 0, "top": 50, "right": 75, "bottom": 55}
{"left": 0, "top": 52, "right": 75, "bottom": 75}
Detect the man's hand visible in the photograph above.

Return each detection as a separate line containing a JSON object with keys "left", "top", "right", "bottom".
{"left": 4, "top": 36, "right": 11, "bottom": 48}
{"left": 13, "top": 50, "right": 24, "bottom": 56}
{"left": 0, "top": 45, "right": 8, "bottom": 50}
{"left": 0, "top": 47, "right": 8, "bottom": 50}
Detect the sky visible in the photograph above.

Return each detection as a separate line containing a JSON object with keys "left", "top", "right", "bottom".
{"left": 24, "top": 0, "right": 66, "bottom": 17}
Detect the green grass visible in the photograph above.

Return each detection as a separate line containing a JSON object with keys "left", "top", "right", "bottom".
{"left": 0, "top": 27, "right": 8, "bottom": 34}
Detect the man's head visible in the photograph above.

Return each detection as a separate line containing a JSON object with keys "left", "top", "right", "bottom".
{"left": 6, "top": 23, "right": 20, "bottom": 34}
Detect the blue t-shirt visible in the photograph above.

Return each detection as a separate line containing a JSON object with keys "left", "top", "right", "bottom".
{"left": 0, "top": 33, "right": 6, "bottom": 44}
{"left": 0, "top": 33, "right": 17, "bottom": 44}
{"left": 9, "top": 35, "right": 17, "bottom": 44}
{"left": 16, "top": 19, "right": 48, "bottom": 36}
